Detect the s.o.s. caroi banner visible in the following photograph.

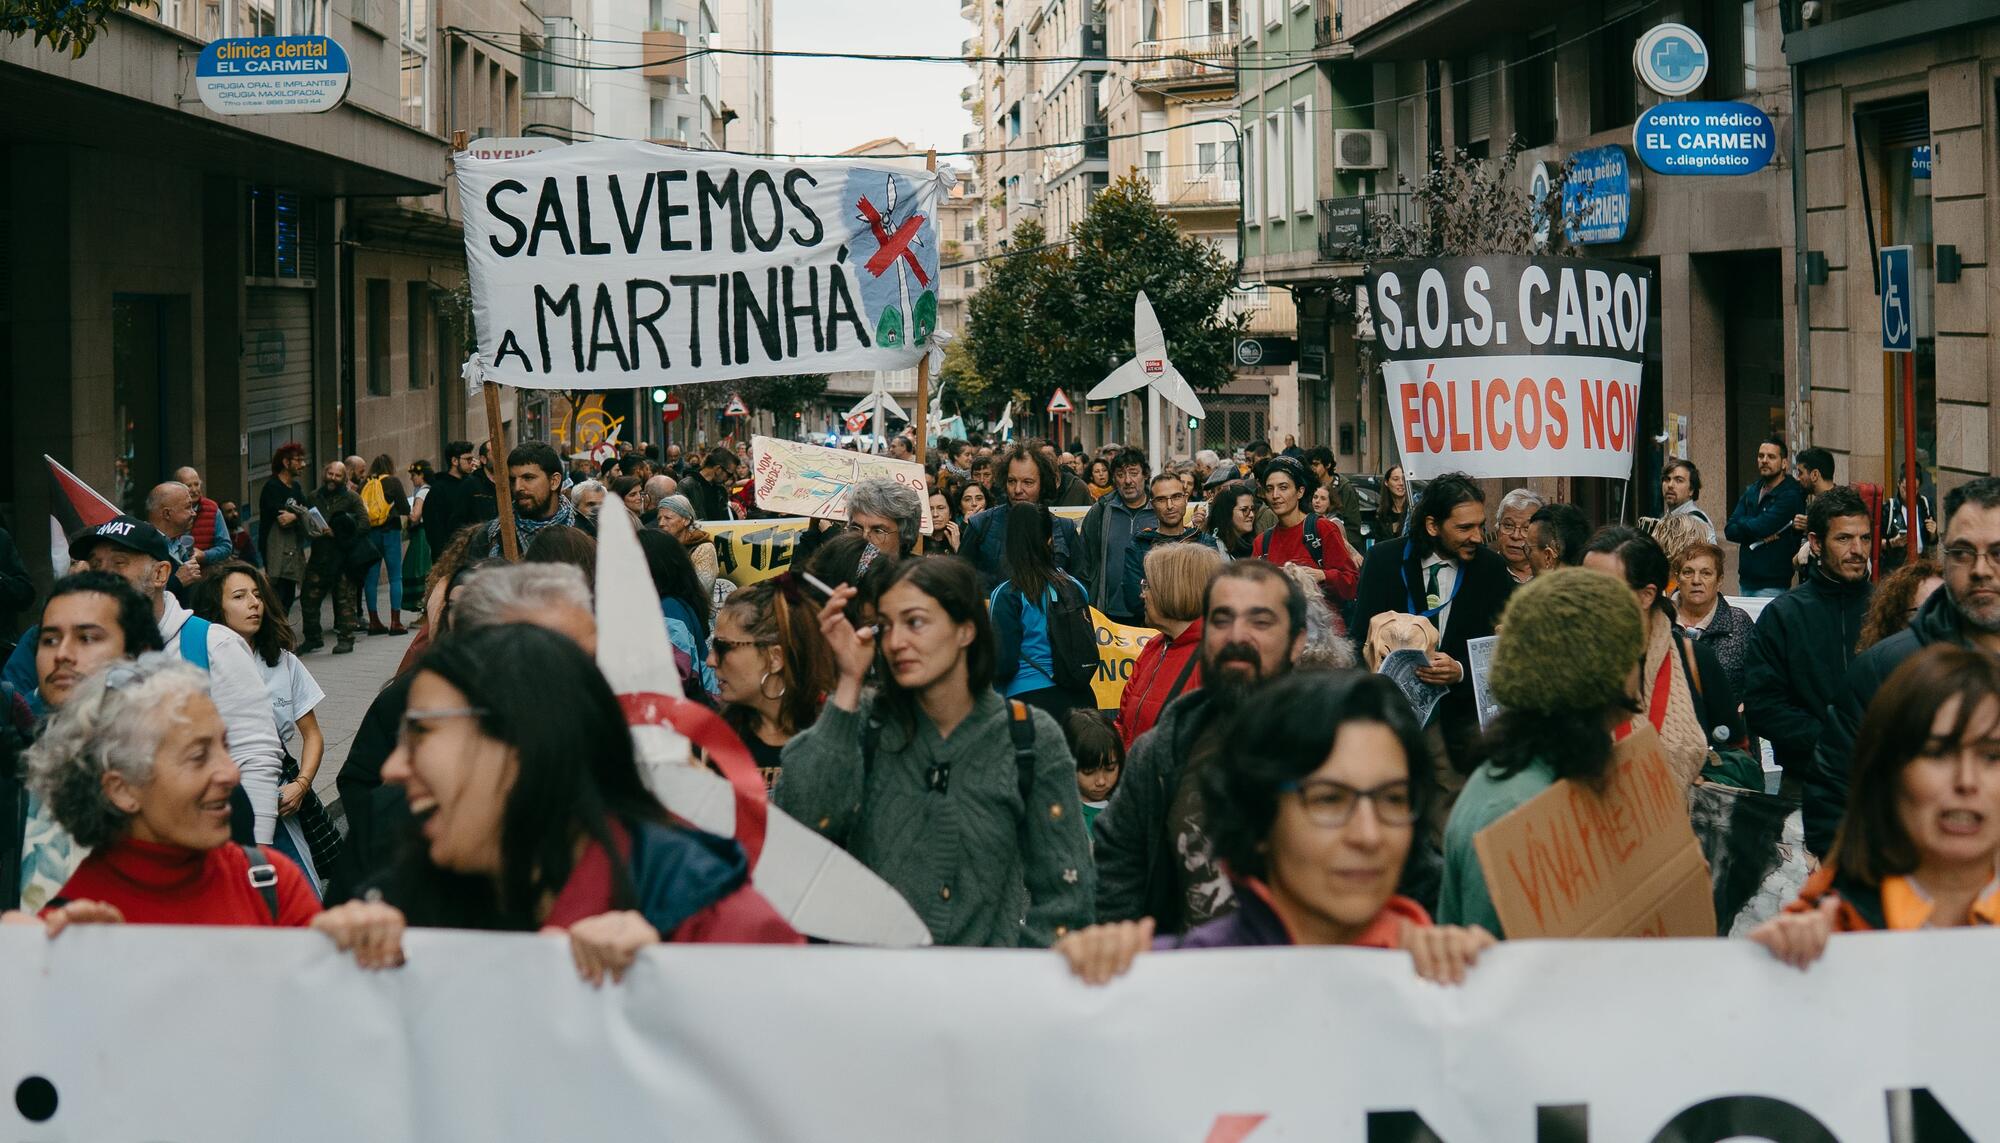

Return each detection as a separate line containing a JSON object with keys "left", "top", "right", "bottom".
{"left": 458, "top": 141, "right": 944, "bottom": 389}
{"left": 1364, "top": 256, "right": 1654, "bottom": 482}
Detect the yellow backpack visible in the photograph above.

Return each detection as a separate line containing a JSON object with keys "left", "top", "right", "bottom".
{"left": 361, "top": 476, "right": 392, "bottom": 527}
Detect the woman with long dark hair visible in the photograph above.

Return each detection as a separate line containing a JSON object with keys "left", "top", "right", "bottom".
{"left": 1438, "top": 569, "right": 1646, "bottom": 938}
{"left": 776, "top": 557, "right": 1095, "bottom": 947}
{"left": 1206, "top": 481, "right": 1259, "bottom": 560}
{"left": 368, "top": 624, "right": 799, "bottom": 980}
{"left": 637, "top": 528, "right": 716, "bottom": 696}
{"left": 1370, "top": 464, "right": 1409, "bottom": 548}
{"left": 1754, "top": 645, "right": 2000, "bottom": 966}
{"left": 710, "top": 577, "right": 835, "bottom": 785}
{"left": 1057, "top": 673, "right": 1492, "bottom": 984}
{"left": 990, "top": 503, "right": 1097, "bottom": 720}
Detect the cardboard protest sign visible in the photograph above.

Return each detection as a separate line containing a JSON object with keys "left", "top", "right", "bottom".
{"left": 1473, "top": 722, "right": 1715, "bottom": 939}
{"left": 1364, "top": 256, "right": 1655, "bottom": 481}
{"left": 458, "top": 140, "right": 944, "bottom": 389}
{"left": 750, "top": 435, "right": 932, "bottom": 533}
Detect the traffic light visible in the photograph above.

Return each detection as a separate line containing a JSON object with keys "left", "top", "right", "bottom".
{"left": 651, "top": 388, "right": 668, "bottom": 404}
{"left": 1187, "top": 416, "right": 1199, "bottom": 430}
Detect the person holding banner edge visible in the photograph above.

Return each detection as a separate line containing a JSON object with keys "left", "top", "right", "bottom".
{"left": 1059, "top": 672, "right": 1492, "bottom": 984}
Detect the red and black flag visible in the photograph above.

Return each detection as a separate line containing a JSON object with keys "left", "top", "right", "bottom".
{"left": 44, "top": 454, "right": 121, "bottom": 570}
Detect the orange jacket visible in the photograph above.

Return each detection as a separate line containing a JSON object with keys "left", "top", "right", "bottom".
{"left": 1787, "top": 863, "right": 2000, "bottom": 931}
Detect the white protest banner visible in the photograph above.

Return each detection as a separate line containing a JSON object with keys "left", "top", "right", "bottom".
{"left": 1365, "top": 256, "right": 1654, "bottom": 481}
{"left": 458, "top": 141, "right": 945, "bottom": 389}
{"left": 9, "top": 925, "right": 2000, "bottom": 1140}
{"left": 750, "top": 435, "right": 933, "bottom": 533}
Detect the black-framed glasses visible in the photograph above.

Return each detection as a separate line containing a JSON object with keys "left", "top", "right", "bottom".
{"left": 1277, "top": 778, "right": 1416, "bottom": 828}
{"left": 711, "top": 637, "right": 774, "bottom": 656}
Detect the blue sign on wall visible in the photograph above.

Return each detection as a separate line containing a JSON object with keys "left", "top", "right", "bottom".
{"left": 1912, "top": 145, "right": 1932, "bottom": 179}
{"left": 1880, "top": 245, "right": 1914, "bottom": 354}
{"left": 1633, "top": 102, "right": 1777, "bottom": 176}
{"left": 195, "top": 36, "right": 350, "bottom": 116}
{"left": 1560, "top": 145, "right": 1636, "bottom": 246}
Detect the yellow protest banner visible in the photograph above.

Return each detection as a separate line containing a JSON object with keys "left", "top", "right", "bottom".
{"left": 1090, "top": 607, "right": 1158, "bottom": 713}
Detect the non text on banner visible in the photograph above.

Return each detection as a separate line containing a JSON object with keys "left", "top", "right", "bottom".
{"left": 1365, "top": 255, "right": 1654, "bottom": 482}
{"left": 458, "top": 141, "right": 944, "bottom": 389}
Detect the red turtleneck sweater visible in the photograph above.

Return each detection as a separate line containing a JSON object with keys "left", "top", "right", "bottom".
{"left": 47, "top": 836, "right": 321, "bottom": 927}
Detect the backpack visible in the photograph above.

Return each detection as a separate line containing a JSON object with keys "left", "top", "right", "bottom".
{"left": 1256, "top": 512, "right": 1327, "bottom": 569}
{"left": 178, "top": 617, "right": 212, "bottom": 670}
{"left": 1010, "top": 575, "right": 1098, "bottom": 696}
{"left": 361, "top": 476, "right": 392, "bottom": 527}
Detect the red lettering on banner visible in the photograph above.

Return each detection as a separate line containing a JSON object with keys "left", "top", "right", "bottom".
{"left": 1580, "top": 379, "right": 1605, "bottom": 451}
{"left": 1447, "top": 379, "right": 1473, "bottom": 451}
{"left": 1515, "top": 378, "right": 1542, "bottom": 450}
{"left": 1606, "top": 381, "right": 1627, "bottom": 451}
{"left": 1546, "top": 379, "right": 1570, "bottom": 448}
{"left": 1399, "top": 384, "right": 1424, "bottom": 453}
{"left": 1420, "top": 381, "right": 1447, "bottom": 453}
{"left": 1487, "top": 380, "right": 1513, "bottom": 450}
{"left": 1470, "top": 379, "right": 1485, "bottom": 450}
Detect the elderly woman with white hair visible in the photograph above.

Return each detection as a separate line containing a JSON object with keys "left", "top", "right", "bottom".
{"left": 847, "top": 476, "right": 925, "bottom": 558}
{"left": 567, "top": 479, "right": 607, "bottom": 534}
{"left": 656, "top": 494, "right": 721, "bottom": 596}
{"left": 1493, "top": 488, "right": 1545, "bottom": 585}
{"left": 4, "top": 655, "right": 402, "bottom": 966}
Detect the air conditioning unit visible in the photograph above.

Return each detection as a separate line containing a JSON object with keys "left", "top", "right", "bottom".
{"left": 1333, "top": 129, "right": 1389, "bottom": 171}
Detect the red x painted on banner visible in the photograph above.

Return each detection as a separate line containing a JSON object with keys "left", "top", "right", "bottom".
{"left": 856, "top": 195, "right": 930, "bottom": 288}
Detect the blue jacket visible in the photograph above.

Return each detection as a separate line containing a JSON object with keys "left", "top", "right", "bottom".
{"left": 1074, "top": 493, "right": 1155, "bottom": 618}
{"left": 1724, "top": 475, "right": 1807, "bottom": 590}
{"left": 990, "top": 572, "right": 1090, "bottom": 696}
{"left": 960, "top": 504, "right": 1078, "bottom": 590}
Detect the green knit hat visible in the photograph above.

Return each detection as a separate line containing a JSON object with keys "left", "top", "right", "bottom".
{"left": 1490, "top": 567, "right": 1646, "bottom": 715}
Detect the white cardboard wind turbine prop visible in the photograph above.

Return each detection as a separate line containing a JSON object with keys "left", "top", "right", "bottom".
{"left": 593, "top": 498, "right": 932, "bottom": 947}
{"left": 1086, "top": 291, "right": 1205, "bottom": 473}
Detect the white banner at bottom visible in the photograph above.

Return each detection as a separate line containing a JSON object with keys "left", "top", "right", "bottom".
{"left": 3, "top": 925, "right": 1996, "bottom": 1141}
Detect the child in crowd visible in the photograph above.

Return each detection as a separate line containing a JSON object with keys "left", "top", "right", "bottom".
{"left": 1064, "top": 711, "right": 1124, "bottom": 840}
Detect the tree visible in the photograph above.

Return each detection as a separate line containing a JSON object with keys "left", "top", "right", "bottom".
{"left": 959, "top": 180, "right": 1248, "bottom": 429}
{"left": 4, "top": 0, "right": 138, "bottom": 56}
{"left": 718, "top": 373, "right": 828, "bottom": 428}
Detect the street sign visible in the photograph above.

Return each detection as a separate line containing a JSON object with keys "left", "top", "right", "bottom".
{"left": 1633, "top": 102, "right": 1776, "bottom": 176}
{"left": 194, "top": 36, "right": 350, "bottom": 116}
{"left": 725, "top": 393, "right": 749, "bottom": 417}
{"left": 1560, "top": 145, "right": 1637, "bottom": 246}
{"left": 844, "top": 412, "right": 869, "bottom": 434}
{"left": 1634, "top": 23, "right": 1707, "bottom": 98}
{"left": 1912, "top": 145, "right": 1932, "bottom": 179}
{"left": 661, "top": 395, "right": 684, "bottom": 424}
{"left": 1047, "top": 388, "right": 1073, "bottom": 414}
{"left": 1880, "top": 245, "right": 1914, "bottom": 354}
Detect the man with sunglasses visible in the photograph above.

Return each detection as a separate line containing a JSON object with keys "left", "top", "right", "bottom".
{"left": 1123, "top": 473, "right": 1221, "bottom": 625}
{"left": 1808, "top": 476, "right": 2000, "bottom": 857}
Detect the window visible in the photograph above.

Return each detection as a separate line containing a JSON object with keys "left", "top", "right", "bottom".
{"left": 1222, "top": 136, "right": 1240, "bottom": 185}
{"left": 523, "top": 30, "right": 552, "bottom": 96}
{"left": 366, "top": 279, "right": 391, "bottom": 397}
{"left": 964, "top": 267, "right": 978, "bottom": 288}
{"left": 1740, "top": 0, "right": 1757, "bottom": 91}
{"left": 963, "top": 221, "right": 976, "bottom": 241}
{"left": 1264, "top": 112, "right": 1282, "bottom": 219}
{"left": 1702, "top": 0, "right": 1759, "bottom": 98}
{"left": 1454, "top": 53, "right": 1492, "bottom": 160}
{"left": 650, "top": 97, "right": 668, "bottom": 138}
{"left": 1144, "top": 147, "right": 1164, "bottom": 188}
{"left": 1290, "top": 100, "right": 1312, "bottom": 215}
{"left": 1244, "top": 123, "right": 1260, "bottom": 225}
{"left": 1513, "top": 29, "right": 1556, "bottom": 149}
{"left": 1592, "top": 6, "right": 1646, "bottom": 131}
{"left": 399, "top": 0, "right": 428, "bottom": 130}
{"left": 244, "top": 185, "right": 317, "bottom": 281}
{"left": 677, "top": 115, "right": 692, "bottom": 143}
{"left": 406, "top": 282, "right": 429, "bottom": 390}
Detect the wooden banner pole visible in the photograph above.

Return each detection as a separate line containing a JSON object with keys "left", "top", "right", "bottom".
{"left": 484, "top": 380, "right": 519, "bottom": 561}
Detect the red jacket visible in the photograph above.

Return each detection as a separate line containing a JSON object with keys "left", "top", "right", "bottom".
{"left": 49, "top": 836, "right": 321, "bottom": 926}
{"left": 189, "top": 497, "right": 224, "bottom": 554}
{"left": 1116, "top": 619, "right": 1204, "bottom": 750}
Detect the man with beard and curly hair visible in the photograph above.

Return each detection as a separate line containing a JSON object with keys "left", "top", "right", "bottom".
{"left": 1093, "top": 559, "right": 1306, "bottom": 934}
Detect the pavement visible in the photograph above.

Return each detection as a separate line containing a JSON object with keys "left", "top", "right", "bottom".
{"left": 291, "top": 594, "right": 417, "bottom": 814}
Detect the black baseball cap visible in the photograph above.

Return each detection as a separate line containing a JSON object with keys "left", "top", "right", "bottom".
{"left": 71, "top": 516, "right": 173, "bottom": 563}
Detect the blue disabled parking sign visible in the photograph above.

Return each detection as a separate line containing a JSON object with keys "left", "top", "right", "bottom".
{"left": 1880, "top": 245, "right": 1914, "bottom": 353}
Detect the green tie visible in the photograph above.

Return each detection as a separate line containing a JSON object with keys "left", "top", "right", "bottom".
{"left": 1424, "top": 563, "right": 1444, "bottom": 611}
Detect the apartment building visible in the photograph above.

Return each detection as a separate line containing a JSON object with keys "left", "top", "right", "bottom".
{"left": 595, "top": 0, "right": 723, "bottom": 147}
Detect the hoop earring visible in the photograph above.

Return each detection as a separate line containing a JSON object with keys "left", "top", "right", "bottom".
{"left": 758, "top": 670, "right": 787, "bottom": 701}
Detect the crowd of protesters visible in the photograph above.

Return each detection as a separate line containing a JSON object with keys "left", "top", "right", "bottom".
{"left": 2, "top": 423, "right": 1996, "bottom": 992}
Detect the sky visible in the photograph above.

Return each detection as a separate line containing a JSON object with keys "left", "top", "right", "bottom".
{"left": 770, "top": 0, "right": 977, "bottom": 160}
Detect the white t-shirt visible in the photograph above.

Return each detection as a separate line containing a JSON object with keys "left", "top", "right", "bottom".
{"left": 412, "top": 484, "right": 431, "bottom": 504}
{"left": 254, "top": 650, "right": 326, "bottom": 757}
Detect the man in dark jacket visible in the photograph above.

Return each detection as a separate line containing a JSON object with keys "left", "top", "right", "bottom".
{"left": 1351, "top": 472, "right": 1515, "bottom": 774}
{"left": 1742, "top": 487, "right": 1873, "bottom": 789}
{"left": 423, "top": 440, "right": 475, "bottom": 553}
{"left": 457, "top": 442, "right": 500, "bottom": 528}
{"left": 1074, "top": 448, "right": 1156, "bottom": 626}
{"left": 1724, "top": 435, "right": 1808, "bottom": 596}
{"left": 960, "top": 445, "right": 1079, "bottom": 589}
{"left": 1037, "top": 442, "right": 1095, "bottom": 507}
{"left": 681, "top": 446, "right": 737, "bottom": 522}
{"left": 301, "top": 461, "right": 370, "bottom": 654}
{"left": 1807, "top": 476, "right": 2000, "bottom": 855}
{"left": 1123, "top": 472, "right": 1221, "bottom": 608}
{"left": 1094, "top": 561, "right": 1303, "bottom": 933}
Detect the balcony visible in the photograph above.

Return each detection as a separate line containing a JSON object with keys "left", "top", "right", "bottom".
{"left": 1341, "top": 0, "right": 1422, "bottom": 40}
{"left": 1317, "top": 191, "right": 1423, "bottom": 262}
{"left": 1131, "top": 36, "right": 1236, "bottom": 88}
{"left": 1146, "top": 162, "right": 1240, "bottom": 210}
{"left": 1312, "top": 0, "right": 1340, "bottom": 47}
{"left": 641, "top": 29, "right": 688, "bottom": 81}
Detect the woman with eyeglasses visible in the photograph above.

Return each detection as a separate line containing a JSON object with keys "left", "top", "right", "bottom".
{"left": 1753, "top": 645, "right": 2000, "bottom": 968}
{"left": 366, "top": 624, "right": 800, "bottom": 982}
{"left": 1056, "top": 672, "right": 1493, "bottom": 984}
{"left": 1206, "top": 482, "right": 1260, "bottom": 561}
{"left": 709, "top": 577, "right": 836, "bottom": 788}
{"left": 776, "top": 556, "right": 1095, "bottom": 947}
{"left": 6, "top": 656, "right": 402, "bottom": 967}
